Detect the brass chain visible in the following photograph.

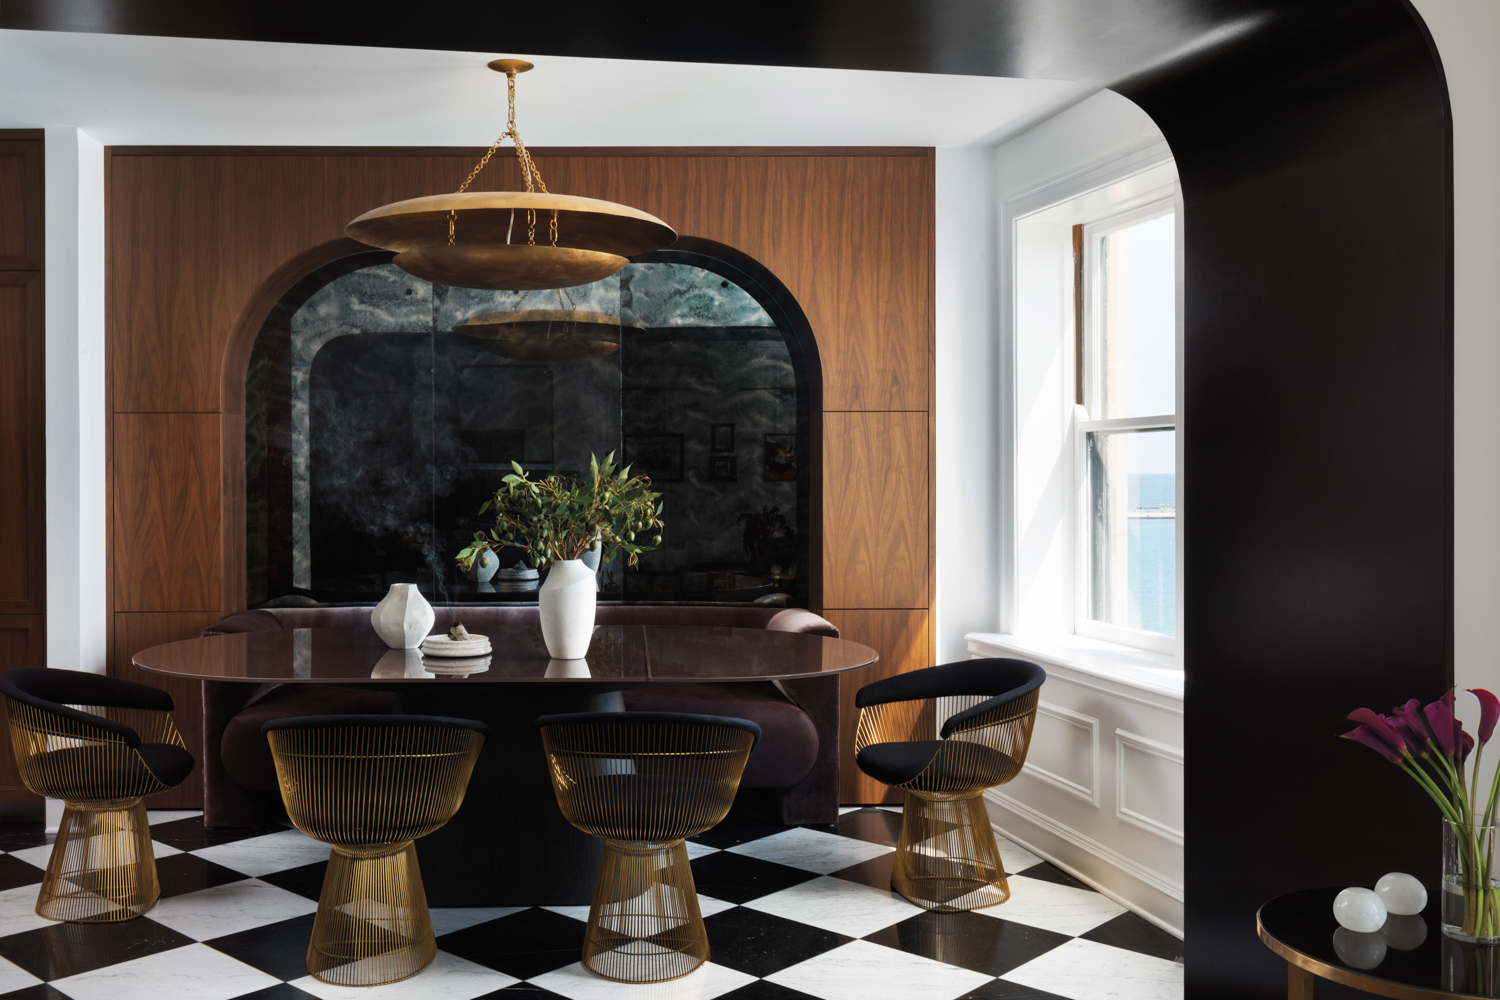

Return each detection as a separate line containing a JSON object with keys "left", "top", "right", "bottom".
{"left": 448, "top": 68, "right": 559, "bottom": 248}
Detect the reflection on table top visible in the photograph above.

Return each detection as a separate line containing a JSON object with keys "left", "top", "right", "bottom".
{"left": 132, "top": 625, "right": 879, "bottom": 684}
{"left": 1258, "top": 887, "right": 1500, "bottom": 999}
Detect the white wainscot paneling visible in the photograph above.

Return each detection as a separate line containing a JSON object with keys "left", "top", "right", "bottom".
{"left": 1116, "top": 730, "right": 1184, "bottom": 845}
{"left": 1023, "top": 702, "right": 1099, "bottom": 804}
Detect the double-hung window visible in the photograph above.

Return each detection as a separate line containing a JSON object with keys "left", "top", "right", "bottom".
{"left": 1075, "top": 200, "right": 1178, "bottom": 654}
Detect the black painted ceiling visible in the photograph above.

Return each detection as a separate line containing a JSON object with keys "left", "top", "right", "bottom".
{"left": 0, "top": 0, "right": 1309, "bottom": 90}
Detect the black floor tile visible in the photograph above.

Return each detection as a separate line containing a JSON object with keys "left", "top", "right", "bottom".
{"left": 1014, "top": 862, "right": 1093, "bottom": 892}
{"left": 717, "top": 981, "right": 824, "bottom": 1000}
{"left": 149, "top": 817, "right": 284, "bottom": 853}
{"left": 691, "top": 813, "right": 793, "bottom": 850}
{"left": 258, "top": 861, "right": 329, "bottom": 901}
{"left": 830, "top": 809, "right": 904, "bottom": 848}
{"left": 206, "top": 913, "right": 317, "bottom": 981}
{"left": 0, "top": 824, "right": 46, "bottom": 853}
{"left": 956, "top": 981, "right": 1073, "bottom": 1000}
{"left": 865, "top": 910, "right": 1071, "bottom": 977}
{"left": 1079, "top": 910, "right": 1182, "bottom": 961}
{"left": 492, "top": 985, "right": 571, "bottom": 996}
{"left": 829, "top": 852, "right": 893, "bottom": 891}
{"left": 225, "top": 985, "right": 322, "bottom": 1000}
{"left": 437, "top": 907, "right": 586, "bottom": 980}
{"left": 704, "top": 906, "right": 853, "bottom": 978}
{"left": 0, "top": 986, "right": 72, "bottom": 1000}
{"left": 155, "top": 853, "right": 252, "bottom": 899}
{"left": 689, "top": 851, "right": 820, "bottom": 904}
{"left": 0, "top": 855, "right": 45, "bottom": 892}
{"left": 0, "top": 917, "right": 194, "bottom": 981}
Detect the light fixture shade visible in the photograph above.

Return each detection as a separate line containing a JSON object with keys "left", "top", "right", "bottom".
{"left": 346, "top": 191, "right": 676, "bottom": 290}
{"left": 454, "top": 309, "right": 639, "bottom": 360}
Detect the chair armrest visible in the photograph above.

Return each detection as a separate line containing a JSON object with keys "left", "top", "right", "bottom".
{"left": 854, "top": 659, "right": 1044, "bottom": 709}
{"left": 940, "top": 688, "right": 1043, "bottom": 739}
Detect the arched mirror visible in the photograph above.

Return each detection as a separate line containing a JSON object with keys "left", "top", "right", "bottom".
{"left": 244, "top": 239, "right": 818, "bottom": 608}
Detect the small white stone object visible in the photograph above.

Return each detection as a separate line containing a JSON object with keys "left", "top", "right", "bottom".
{"left": 539, "top": 558, "right": 598, "bottom": 659}
{"left": 370, "top": 583, "right": 435, "bottom": 649}
{"left": 1334, "top": 887, "right": 1387, "bottom": 933}
{"left": 1375, "top": 872, "right": 1427, "bottom": 916}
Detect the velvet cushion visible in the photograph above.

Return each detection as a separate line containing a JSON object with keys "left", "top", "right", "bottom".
{"left": 222, "top": 685, "right": 396, "bottom": 791}
{"left": 622, "top": 683, "right": 816, "bottom": 789}
{"left": 855, "top": 740, "right": 1018, "bottom": 789}
{"left": 25, "top": 742, "right": 196, "bottom": 796}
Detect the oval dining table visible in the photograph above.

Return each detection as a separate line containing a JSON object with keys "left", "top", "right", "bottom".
{"left": 133, "top": 623, "right": 879, "bottom": 906}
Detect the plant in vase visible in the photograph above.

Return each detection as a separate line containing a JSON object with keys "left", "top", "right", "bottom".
{"left": 458, "top": 452, "right": 663, "bottom": 658}
{"left": 1342, "top": 688, "right": 1500, "bottom": 943}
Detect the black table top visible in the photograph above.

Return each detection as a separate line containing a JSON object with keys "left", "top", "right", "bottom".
{"left": 132, "top": 624, "right": 880, "bottom": 684}
{"left": 1259, "top": 887, "right": 1500, "bottom": 998}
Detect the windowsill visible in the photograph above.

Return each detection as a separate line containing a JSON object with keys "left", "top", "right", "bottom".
{"left": 965, "top": 631, "right": 1183, "bottom": 701}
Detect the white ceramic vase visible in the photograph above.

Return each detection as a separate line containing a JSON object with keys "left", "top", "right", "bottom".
{"left": 539, "top": 559, "right": 597, "bottom": 659}
{"left": 371, "top": 583, "right": 435, "bottom": 649}
{"left": 465, "top": 549, "right": 499, "bottom": 583}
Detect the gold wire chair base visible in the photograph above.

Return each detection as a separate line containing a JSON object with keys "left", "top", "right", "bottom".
{"left": 37, "top": 798, "right": 158, "bottom": 922}
{"left": 308, "top": 841, "right": 436, "bottom": 987}
{"left": 892, "top": 790, "right": 1011, "bottom": 912}
{"left": 583, "top": 839, "right": 708, "bottom": 983}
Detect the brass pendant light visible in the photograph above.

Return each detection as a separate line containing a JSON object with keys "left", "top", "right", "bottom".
{"left": 346, "top": 59, "right": 676, "bottom": 290}
{"left": 454, "top": 284, "right": 641, "bottom": 361}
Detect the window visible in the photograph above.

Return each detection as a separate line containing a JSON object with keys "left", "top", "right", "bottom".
{"left": 1076, "top": 202, "right": 1178, "bottom": 653}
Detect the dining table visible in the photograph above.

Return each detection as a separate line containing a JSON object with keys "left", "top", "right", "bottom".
{"left": 133, "top": 623, "right": 879, "bottom": 906}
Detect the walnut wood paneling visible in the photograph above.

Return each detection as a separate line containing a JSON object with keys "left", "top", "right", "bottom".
{"left": 108, "top": 149, "right": 933, "bottom": 413}
{"left": 823, "top": 411, "right": 929, "bottom": 610}
{"left": 0, "top": 136, "right": 43, "bottom": 271}
{"left": 114, "top": 414, "right": 223, "bottom": 612}
{"left": 111, "top": 613, "right": 220, "bottom": 808}
{"left": 0, "top": 616, "right": 44, "bottom": 800}
{"left": 0, "top": 272, "right": 44, "bottom": 614}
{"left": 825, "top": 609, "right": 934, "bottom": 804}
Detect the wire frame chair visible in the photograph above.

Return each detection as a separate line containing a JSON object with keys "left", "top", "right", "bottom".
{"left": 537, "top": 711, "right": 759, "bottom": 984}
{"left": 853, "top": 658, "right": 1044, "bottom": 911}
{"left": 264, "top": 715, "right": 487, "bottom": 987}
{"left": 0, "top": 668, "right": 193, "bottom": 922}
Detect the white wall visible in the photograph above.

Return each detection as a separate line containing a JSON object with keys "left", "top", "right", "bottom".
{"left": 43, "top": 127, "right": 107, "bottom": 677}
{"left": 1409, "top": 1, "right": 1500, "bottom": 739}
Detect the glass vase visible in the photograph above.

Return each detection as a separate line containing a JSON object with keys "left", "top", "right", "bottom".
{"left": 1444, "top": 819, "right": 1500, "bottom": 945}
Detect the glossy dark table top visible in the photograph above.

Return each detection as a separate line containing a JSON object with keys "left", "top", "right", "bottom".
{"left": 132, "top": 625, "right": 879, "bottom": 684}
{"left": 1259, "top": 887, "right": 1500, "bottom": 998}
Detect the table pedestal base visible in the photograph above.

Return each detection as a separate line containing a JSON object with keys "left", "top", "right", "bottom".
{"left": 1288, "top": 962, "right": 1315, "bottom": 999}
{"left": 394, "top": 684, "right": 625, "bottom": 906}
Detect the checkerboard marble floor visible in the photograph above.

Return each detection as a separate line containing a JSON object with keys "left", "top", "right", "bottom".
{"left": 0, "top": 807, "right": 1182, "bottom": 1000}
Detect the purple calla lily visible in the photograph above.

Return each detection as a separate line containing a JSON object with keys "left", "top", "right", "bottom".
{"left": 1461, "top": 729, "right": 1476, "bottom": 763}
{"left": 1426, "top": 694, "right": 1460, "bottom": 758}
{"left": 1348, "top": 709, "right": 1407, "bottom": 753}
{"left": 1342, "top": 724, "right": 1404, "bottom": 763}
{"left": 1472, "top": 688, "right": 1500, "bottom": 744}
{"left": 1394, "top": 699, "right": 1435, "bottom": 746}
{"left": 1391, "top": 715, "right": 1427, "bottom": 756}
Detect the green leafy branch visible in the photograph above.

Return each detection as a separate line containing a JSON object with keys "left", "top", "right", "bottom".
{"left": 455, "top": 451, "right": 664, "bottom": 572}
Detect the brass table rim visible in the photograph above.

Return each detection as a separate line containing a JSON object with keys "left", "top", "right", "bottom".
{"left": 1257, "top": 903, "right": 1477, "bottom": 1000}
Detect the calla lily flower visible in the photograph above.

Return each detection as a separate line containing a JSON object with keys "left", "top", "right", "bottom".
{"left": 1425, "top": 693, "right": 1461, "bottom": 758}
{"left": 1347, "top": 709, "right": 1407, "bottom": 752}
{"left": 1393, "top": 699, "right": 1434, "bottom": 746}
{"left": 1342, "top": 724, "right": 1404, "bottom": 763}
{"left": 1391, "top": 715, "right": 1427, "bottom": 756}
{"left": 1471, "top": 688, "right": 1500, "bottom": 744}
{"left": 1461, "top": 729, "right": 1476, "bottom": 763}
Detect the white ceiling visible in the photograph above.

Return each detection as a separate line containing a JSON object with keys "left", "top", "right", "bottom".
{"left": 0, "top": 28, "right": 1097, "bottom": 147}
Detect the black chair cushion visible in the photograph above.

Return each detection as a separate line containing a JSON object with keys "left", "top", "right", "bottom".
{"left": 0, "top": 667, "right": 176, "bottom": 747}
{"left": 855, "top": 659, "right": 1045, "bottom": 710}
{"left": 25, "top": 742, "right": 196, "bottom": 797}
{"left": 856, "top": 740, "right": 1018, "bottom": 789}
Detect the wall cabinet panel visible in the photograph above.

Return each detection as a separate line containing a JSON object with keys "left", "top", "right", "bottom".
{"left": 0, "top": 616, "right": 44, "bottom": 801}
{"left": 0, "top": 272, "right": 44, "bottom": 614}
{"left": 824, "top": 608, "right": 933, "bottom": 803}
{"left": 0, "top": 138, "right": 43, "bottom": 271}
{"left": 114, "top": 414, "right": 223, "bottom": 612}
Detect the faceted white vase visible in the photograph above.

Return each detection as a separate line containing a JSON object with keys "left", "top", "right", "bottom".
{"left": 539, "top": 559, "right": 597, "bottom": 659}
{"left": 371, "top": 583, "right": 435, "bottom": 649}
{"left": 465, "top": 549, "right": 499, "bottom": 583}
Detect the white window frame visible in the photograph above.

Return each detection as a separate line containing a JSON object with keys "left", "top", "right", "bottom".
{"left": 1073, "top": 198, "right": 1180, "bottom": 655}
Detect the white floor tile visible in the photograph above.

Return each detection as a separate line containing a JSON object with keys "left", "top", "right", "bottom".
{"left": 191, "top": 827, "right": 330, "bottom": 877}
{"left": 51, "top": 942, "right": 280, "bottom": 1000}
{"left": 1001, "top": 937, "right": 1184, "bottom": 1000}
{"left": 995, "top": 835, "right": 1043, "bottom": 875}
{"left": 430, "top": 906, "right": 525, "bottom": 936}
{"left": 727, "top": 827, "right": 892, "bottom": 875}
{"left": 979, "top": 875, "right": 1126, "bottom": 936}
{"left": 0, "top": 883, "right": 55, "bottom": 938}
{"left": 744, "top": 876, "right": 923, "bottom": 938}
{"left": 838, "top": 806, "right": 862, "bottom": 815}
{"left": 148, "top": 878, "right": 319, "bottom": 940}
{"left": 290, "top": 949, "right": 518, "bottom": 1000}
{"left": 544, "top": 894, "right": 736, "bottom": 925}
{"left": 530, "top": 960, "right": 754, "bottom": 1000}
{"left": 684, "top": 840, "right": 720, "bottom": 860}
{"left": 766, "top": 939, "right": 993, "bottom": 1000}
{"left": 0, "top": 954, "right": 41, "bottom": 995}
{"left": 147, "top": 810, "right": 203, "bottom": 825}
{"left": 878, "top": 806, "right": 903, "bottom": 814}
{"left": 7, "top": 838, "right": 180, "bottom": 872}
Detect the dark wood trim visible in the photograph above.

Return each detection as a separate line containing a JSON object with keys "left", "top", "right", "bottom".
{"left": 107, "top": 145, "right": 934, "bottom": 159}
{"left": 0, "top": 272, "right": 45, "bottom": 615}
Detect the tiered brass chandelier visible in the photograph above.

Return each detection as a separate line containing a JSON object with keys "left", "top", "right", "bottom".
{"left": 345, "top": 59, "right": 676, "bottom": 291}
